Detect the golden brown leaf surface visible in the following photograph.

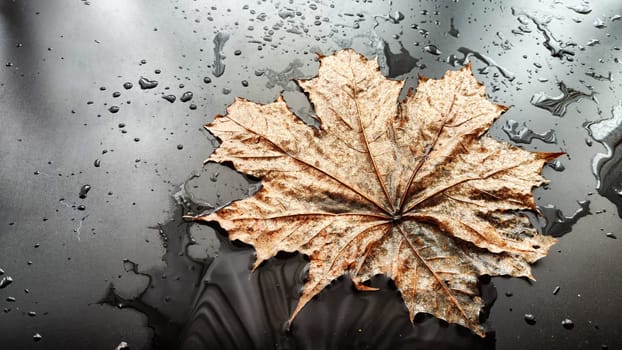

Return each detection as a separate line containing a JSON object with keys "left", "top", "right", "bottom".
{"left": 196, "top": 49, "right": 558, "bottom": 337}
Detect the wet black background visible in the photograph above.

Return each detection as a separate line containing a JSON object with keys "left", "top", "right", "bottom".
{"left": 1, "top": 0, "right": 621, "bottom": 349}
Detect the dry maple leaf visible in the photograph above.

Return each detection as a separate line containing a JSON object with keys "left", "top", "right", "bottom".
{"left": 195, "top": 49, "right": 558, "bottom": 337}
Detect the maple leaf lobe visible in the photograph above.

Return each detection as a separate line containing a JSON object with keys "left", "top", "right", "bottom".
{"left": 198, "top": 49, "right": 557, "bottom": 337}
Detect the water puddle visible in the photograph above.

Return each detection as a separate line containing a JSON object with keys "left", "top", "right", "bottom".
{"left": 530, "top": 82, "right": 591, "bottom": 117}
{"left": 537, "top": 200, "right": 591, "bottom": 237}
{"left": 511, "top": 8, "right": 576, "bottom": 60}
{"left": 502, "top": 119, "right": 557, "bottom": 144}
{"left": 212, "top": 32, "right": 230, "bottom": 78}
{"left": 383, "top": 41, "right": 421, "bottom": 78}
{"left": 585, "top": 103, "right": 622, "bottom": 217}
{"left": 446, "top": 47, "right": 515, "bottom": 81}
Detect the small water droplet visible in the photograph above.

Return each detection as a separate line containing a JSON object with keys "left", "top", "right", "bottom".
{"left": 605, "top": 232, "right": 616, "bottom": 239}
{"left": 115, "top": 341, "right": 130, "bottom": 350}
{"left": 203, "top": 77, "right": 212, "bottom": 84}
{"left": 33, "top": 333, "right": 42, "bottom": 342}
{"left": 123, "top": 82, "right": 133, "bottom": 90}
{"left": 79, "top": 184, "right": 91, "bottom": 199}
{"left": 561, "top": 318, "right": 574, "bottom": 329}
{"left": 0, "top": 276, "right": 13, "bottom": 289}
{"left": 524, "top": 313, "right": 537, "bottom": 325}
{"left": 567, "top": 4, "right": 592, "bottom": 14}
{"left": 423, "top": 44, "right": 442, "bottom": 55}
{"left": 93, "top": 159, "right": 101, "bottom": 167}
{"left": 108, "top": 106, "right": 120, "bottom": 113}
{"left": 388, "top": 11, "right": 404, "bottom": 23}
{"left": 177, "top": 144, "right": 184, "bottom": 150}
{"left": 180, "top": 91, "right": 193, "bottom": 102}
{"left": 162, "top": 95, "right": 176, "bottom": 103}
{"left": 138, "top": 77, "right": 159, "bottom": 90}
{"left": 593, "top": 17, "right": 607, "bottom": 29}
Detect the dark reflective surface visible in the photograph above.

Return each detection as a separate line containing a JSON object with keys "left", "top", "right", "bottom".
{"left": 1, "top": 1, "right": 621, "bottom": 349}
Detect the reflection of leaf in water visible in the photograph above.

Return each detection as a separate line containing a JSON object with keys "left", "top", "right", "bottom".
{"left": 197, "top": 49, "right": 558, "bottom": 337}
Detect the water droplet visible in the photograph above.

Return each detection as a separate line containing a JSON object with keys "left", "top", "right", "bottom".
{"left": 79, "top": 184, "right": 91, "bottom": 199}
{"left": 177, "top": 144, "right": 184, "bottom": 150}
{"left": 593, "top": 17, "right": 607, "bottom": 29}
{"left": 567, "top": 4, "right": 592, "bottom": 14}
{"left": 93, "top": 159, "right": 101, "bottom": 167}
{"left": 33, "top": 333, "right": 42, "bottom": 342}
{"left": 561, "top": 318, "right": 574, "bottom": 329}
{"left": 585, "top": 70, "right": 613, "bottom": 82}
{"left": 388, "top": 11, "right": 404, "bottom": 24}
{"left": 112, "top": 91, "right": 121, "bottom": 98}
{"left": 447, "top": 17, "right": 460, "bottom": 38}
{"left": 180, "top": 91, "right": 193, "bottom": 102}
{"left": 162, "top": 95, "right": 176, "bottom": 103}
{"left": 553, "top": 286, "right": 560, "bottom": 295}
{"left": 134, "top": 137, "right": 140, "bottom": 142}
{"left": 203, "top": 77, "right": 212, "bottom": 84}
{"left": 0, "top": 276, "right": 13, "bottom": 289}
{"left": 222, "top": 88, "right": 231, "bottom": 95}
{"left": 138, "top": 77, "right": 159, "bottom": 90}
{"left": 278, "top": 8, "right": 295, "bottom": 19}
{"left": 123, "top": 82, "right": 133, "bottom": 90}
{"left": 606, "top": 232, "right": 616, "bottom": 239}
{"left": 212, "top": 32, "right": 230, "bottom": 77}
{"left": 77, "top": 204, "right": 86, "bottom": 211}
{"left": 524, "top": 314, "right": 537, "bottom": 325}
{"left": 548, "top": 159, "right": 565, "bottom": 171}
{"left": 423, "top": 44, "right": 442, "bottom": 55}
{"left": 108, "top": 106, "right": 120, "bottom": 113}
{"left": 189, "top": 104, "right": 197, "bottom": 110}
{"left": 587, "top": 39, "right": 600, "bottom": 46}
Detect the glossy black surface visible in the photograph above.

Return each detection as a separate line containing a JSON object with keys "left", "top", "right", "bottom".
{"left": 1, "top": 1, "right": 621, "bottom": 349}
